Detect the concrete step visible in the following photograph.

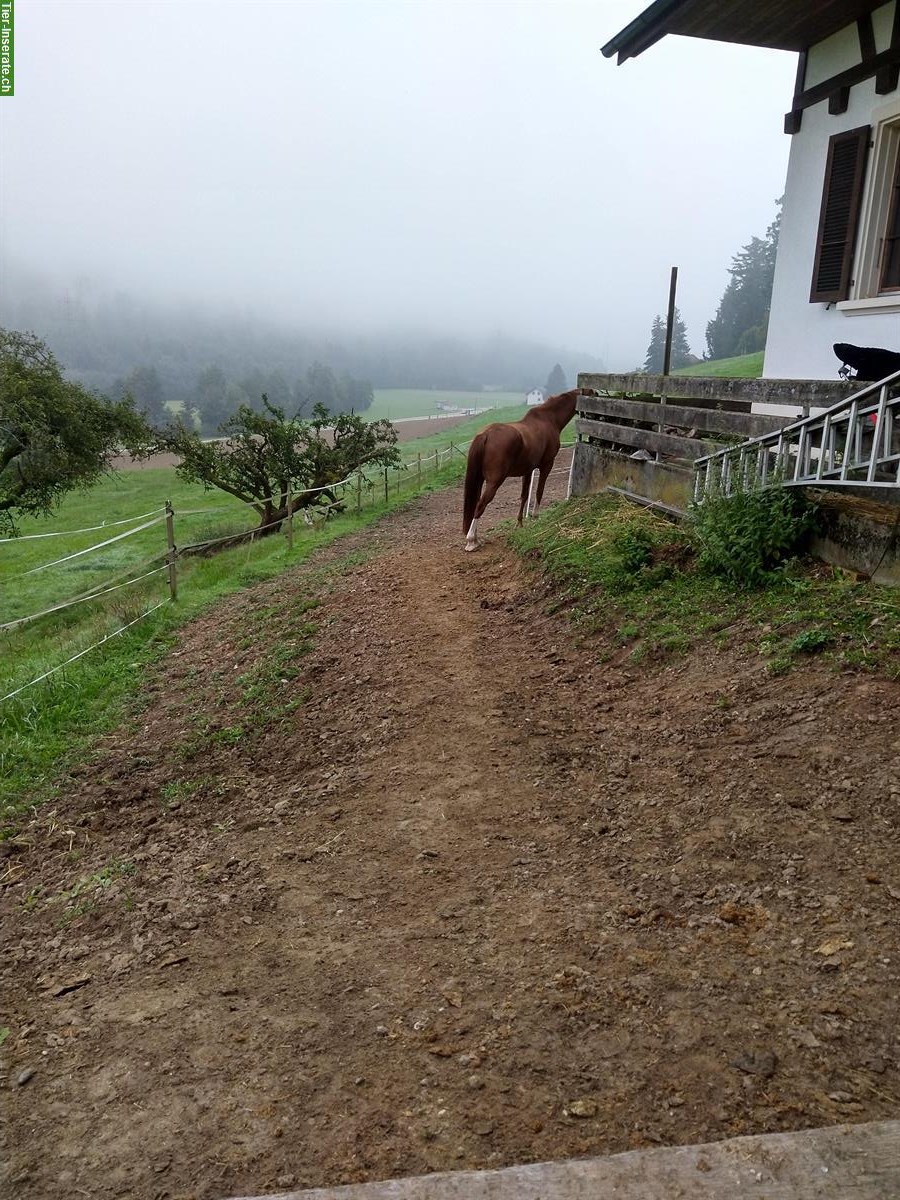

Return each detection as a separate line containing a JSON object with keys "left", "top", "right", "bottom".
{"left": 230, "top": 1118, "right": 900, "bottom": 1200}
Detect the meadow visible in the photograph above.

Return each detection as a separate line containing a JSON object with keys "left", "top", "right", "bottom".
{"left": 365, "top": 389, "right": 523, "bottom": 422}
{"left": 674, "top": 351, "right": 763, "bottom": 378}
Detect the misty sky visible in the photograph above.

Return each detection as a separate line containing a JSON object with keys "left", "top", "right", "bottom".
{"left": 0, "top": 1, "right": 797, "bottom": 369}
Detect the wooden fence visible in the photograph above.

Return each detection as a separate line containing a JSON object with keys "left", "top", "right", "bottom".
{"left": 570, "top": 373, "right": 861, "bottom": 510}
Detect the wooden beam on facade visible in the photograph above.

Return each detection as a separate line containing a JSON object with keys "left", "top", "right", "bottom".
{"left": 876, "top": 1, "right": 900, "bottom": 94}
{"left": 785, "top": 48, "right": 807, "bottom": 134}
{"left": 829, "top": 86, "right": 851, "bottom": 114}
{"left": 857, "top": 12, "right": 877, "bottom": 62}
{"left": 785, "top": 44, "right": 900, "bottom": 119}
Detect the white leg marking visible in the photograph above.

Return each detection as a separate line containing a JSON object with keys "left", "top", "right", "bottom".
{"left": 465, "top": 518, "right": 478, "bottom": 552}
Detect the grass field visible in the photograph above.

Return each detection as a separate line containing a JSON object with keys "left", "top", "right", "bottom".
{"left": 674, "top": 352, "right": 764, "bottom": 378}
{"left": 366, "top": 389, "right": 522, "bottom": 422}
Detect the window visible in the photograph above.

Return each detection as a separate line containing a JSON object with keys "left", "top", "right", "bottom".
{"left": 880, "top": 148, "right": 900, "bottom": 290}
{"left": 837, "top": 97, "right": 900, "bottom": 309}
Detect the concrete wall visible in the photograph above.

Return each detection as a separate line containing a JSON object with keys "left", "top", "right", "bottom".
{"left": 570, "top": 441, "right": 693, "bottom": 509}
{"left": 764, "top": 1, "right": 900, "bottom": 381}
{"left": 804, "top": 486, "right": 900, "bottom": 584}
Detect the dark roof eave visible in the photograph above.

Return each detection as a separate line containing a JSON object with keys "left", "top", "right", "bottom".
{"left": 601, "top": 0, "right": 689, "bottom": 61}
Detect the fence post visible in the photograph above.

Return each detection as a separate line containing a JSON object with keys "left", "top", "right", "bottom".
{"left": 285, "top": 481, "right": 294, "bottom": 550}
{"left": 164, "top": 501, "right": 178, "bottom": 602}
{"left": 356, "top": 472, "right": 362, "bottom": 514}
{"left": 384, "top": 466, "right": 389, "bottom": 503}
{"left": 417, "top": 452, "right": 421, "bottom": 485}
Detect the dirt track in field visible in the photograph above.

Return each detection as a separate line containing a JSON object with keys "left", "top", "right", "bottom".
{"left": 3, "top": 458, "right": 900, "bottom": 1200}
{"left": 110, "top": 413, "right": 478, "bottom": 472}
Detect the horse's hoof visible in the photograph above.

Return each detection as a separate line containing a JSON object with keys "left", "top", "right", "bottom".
{"left": 464, "top": 542, "right": 478, "bottom": 553}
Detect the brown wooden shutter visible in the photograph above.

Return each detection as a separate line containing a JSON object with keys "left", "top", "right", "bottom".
{"left": 810, "top": 126, "right": 870, "bottom": 303}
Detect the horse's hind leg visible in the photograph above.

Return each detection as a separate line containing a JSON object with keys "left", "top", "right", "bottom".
{"left": 533, "top": 467, "right": 551, "bottom": 517}
{"left": 465, "top": 479, "right": 502, "bottom": 552}
{"left": 516, "top": 474, "right": 530, "bottom": 526}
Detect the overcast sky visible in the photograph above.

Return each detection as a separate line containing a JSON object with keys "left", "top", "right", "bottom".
{"left": 0, "top": 1, "right": 797, "bottom": 369}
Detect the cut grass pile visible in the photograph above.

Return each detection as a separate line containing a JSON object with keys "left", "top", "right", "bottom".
{"left": 508, "top": 494, "right": 900, "bottom": 678}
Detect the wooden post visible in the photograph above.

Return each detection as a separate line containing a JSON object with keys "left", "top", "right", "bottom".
{"left": 285, "top": 482, "right": 294, "bottom": 550}
{"left": 659, "top": 265, "right": 678, "bottom": 461}
{"left": 164, "top": 501, "right": 178, "bottom": 602}
{"left": 356, "top": 472, "right": 362, "bottom": 514}
{"left": 417, "top": 452, "right": 421, "bottom": 485}
{"left": 384, "top": 467, "right": 389, "bottom": 503}
{"left": 662, "top": 266, "right": 678, "bottom": 377}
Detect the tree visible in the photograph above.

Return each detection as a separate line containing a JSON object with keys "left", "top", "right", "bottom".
{"left": 545, "top": 363, "right": 567, "bottom": 394}
{"left": 642, "top": 309, "right": 692, "bottom": 373}
{"left": 151, "top": 399, "right": 400, "bottom": 537}
{"left": 195, "top": 365, "right": 231, "bottom": 435}
{"left": 706, "top": 200, "right": 781, "bottom": 360}
{"left": 0, "top": 328, "right": 150, "bottom": 535}
{"left": 120, "top": 365, "right": 167, "bottom": 427}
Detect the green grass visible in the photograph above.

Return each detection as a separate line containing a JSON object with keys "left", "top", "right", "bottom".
{"left": 508, "top": 494, "right": 900, "bottom": 678}
{"left": 674, "top": 352, "right": 764, "bottom": 378}
{"left": 366, "top": 389, "right": 522, "bottom": 422}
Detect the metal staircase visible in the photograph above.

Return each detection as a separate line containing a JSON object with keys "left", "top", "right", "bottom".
{"left": 693, "top": 367, "right": 900, "bottom": 502}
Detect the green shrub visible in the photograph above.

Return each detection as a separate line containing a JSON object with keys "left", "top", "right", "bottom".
{"left": 692, "top": 486, "right": 815, "bottom": 588}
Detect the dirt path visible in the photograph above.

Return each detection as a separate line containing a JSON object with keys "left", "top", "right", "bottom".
{"left": 3, "top": 462, "right": 900, "bottom": 1200}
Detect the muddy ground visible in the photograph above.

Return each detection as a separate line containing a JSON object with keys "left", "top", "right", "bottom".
{"left": 2, "top": 462, "right": 899, "bottom": 1200}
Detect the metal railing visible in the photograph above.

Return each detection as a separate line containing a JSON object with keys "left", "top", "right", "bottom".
{"left": 693, "top": 367, "right": 900, "bottom": 502}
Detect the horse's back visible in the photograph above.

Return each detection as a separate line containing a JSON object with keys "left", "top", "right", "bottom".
{"left": 481, "top": 418, "right": 554, "bottom": 477}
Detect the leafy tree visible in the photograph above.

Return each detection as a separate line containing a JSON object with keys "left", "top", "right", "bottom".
{"left": 120, "top": 365, "right": 167, "bottom": 427}
{"left": 152, "top": 399, "right": 399, "bottom": 536}
{"left": 195, "top": 365, "right": 229, "bottom": 434}
{"left": 0, "top": 328, "right": 150, "bottom": 535}
{"left": 643, "top": 308, "right": 692, "bottom": 373}
{"left": 706, "top": 200, "right": 781, "bottom": 360}
{"left": 306, "top": 362, "right": 341, "bottom": 412}
{"left": 545, "top": 363, "right": 567, "bottom": 394}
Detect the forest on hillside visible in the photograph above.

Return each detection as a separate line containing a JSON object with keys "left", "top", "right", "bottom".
{"left": 1, "top": 267, "right": 605, "bottom": 427}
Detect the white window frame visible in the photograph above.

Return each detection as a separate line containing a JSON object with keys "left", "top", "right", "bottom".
{"left": 838, "top": 95, "right": 900, "bottom": 315}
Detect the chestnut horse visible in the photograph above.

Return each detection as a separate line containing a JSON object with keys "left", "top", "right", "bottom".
{"left": 462, "top": 389, "right": 584, "bottom": 552}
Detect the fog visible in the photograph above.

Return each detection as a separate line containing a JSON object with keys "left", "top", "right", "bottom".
{"left": 0, "top": 0, "right": 796, "bottom": 370}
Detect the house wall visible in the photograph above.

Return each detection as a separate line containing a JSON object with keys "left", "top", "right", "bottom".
{"left": 764, "top": 1, "right": 900, "bottom": 382}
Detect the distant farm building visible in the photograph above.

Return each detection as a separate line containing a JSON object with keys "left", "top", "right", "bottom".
{"left": 526, "top": 388, "right": 545, "bottom": 406}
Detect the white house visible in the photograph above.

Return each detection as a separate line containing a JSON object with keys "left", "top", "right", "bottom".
{"left": 525, "top": 388, "right": 545, "bottom": 406}
{"left": 603, "top": 1, "right": 900, "bottom": 382}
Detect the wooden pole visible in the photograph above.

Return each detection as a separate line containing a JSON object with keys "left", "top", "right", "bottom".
{"left": 662, "top": 266, "right": 678, "bottom": 377}
{"left": 356, "top": 472, "right": 362, "bottom": 514}
{"left": 285, "top": 481, "right": 294, "bottom": 550}
{"left": 659, "top": 266, "right": 678, "bottom": 461}
{"left": 417, "top": 452, "right": 421, "bottom": 485}
{"left": 384, "top": 467, "right": 389, "bottom": 504}
{"left": 164, "top": 501, "right": 178, "bottom": 602}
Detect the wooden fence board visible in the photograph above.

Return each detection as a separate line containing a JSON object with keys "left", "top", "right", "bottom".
{"left": 576, "top": 394, "right": 792, "bottom": 438}
{"left": 576, "top": 417, "right": 728, "bottom": 460}
{"left": 577, "top": 372, "right": 860, "bottom": 410}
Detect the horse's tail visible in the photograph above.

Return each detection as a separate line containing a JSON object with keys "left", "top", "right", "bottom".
{"left": 463, "top": 433, "right": 486, "bottom": 532}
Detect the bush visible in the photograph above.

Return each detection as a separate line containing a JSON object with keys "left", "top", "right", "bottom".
{"left": 692, "top": 485, "right": 815, "bottom": 587}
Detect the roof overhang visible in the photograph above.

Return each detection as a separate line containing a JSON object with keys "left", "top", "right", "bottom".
{"left": 602, "top": 1, "right": 887, "bottom": 63}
